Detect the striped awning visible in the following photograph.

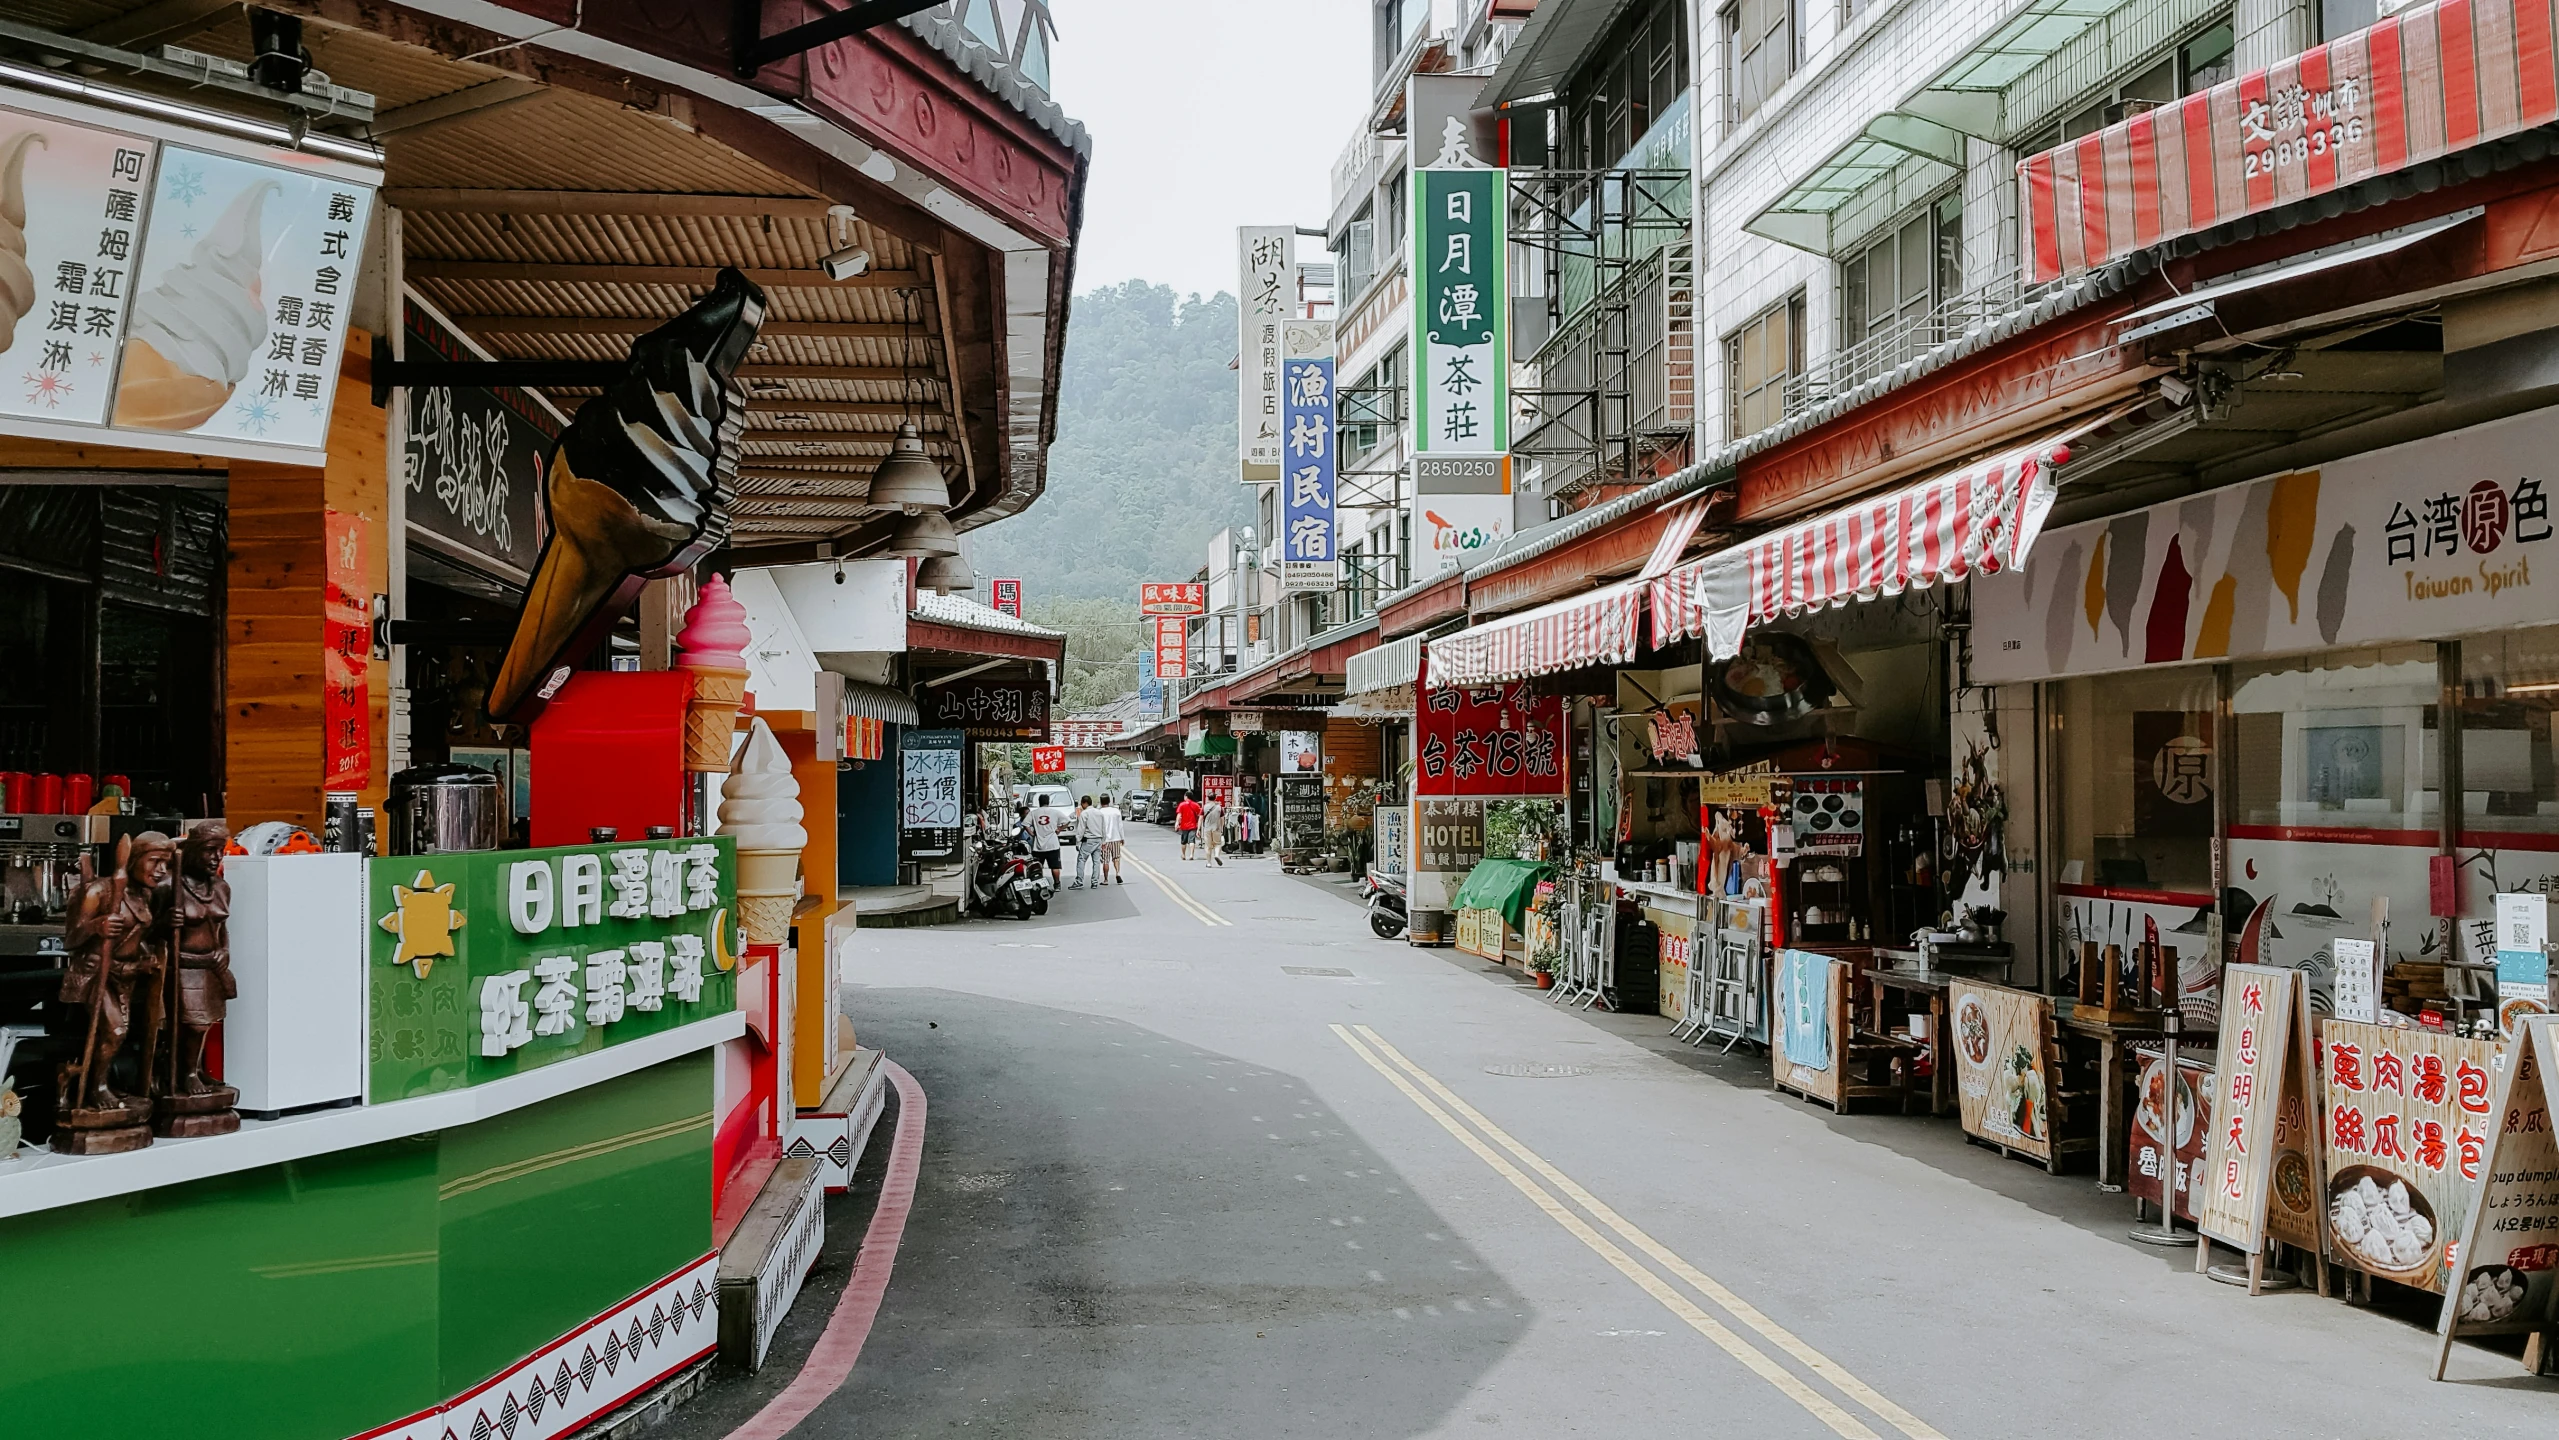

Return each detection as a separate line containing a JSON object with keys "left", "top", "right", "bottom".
{"left": 2017, "top": 0, "right": 2555, "bottom": 281}
{"left": 843, "top": 680, "right": 921, "bottom": 726}
{"left": 1425, "top": 496, "right": 1710, "bottom": 688}
{"left": 1655, "top": 433, "right": 2077, "bottom": 659}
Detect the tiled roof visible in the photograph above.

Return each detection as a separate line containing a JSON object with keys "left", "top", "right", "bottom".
{"left": 897, "top": 6, "right": 1090, "bottom": 159}
{"left": 911, "top": 590, "right": 1065, "bottom": 638}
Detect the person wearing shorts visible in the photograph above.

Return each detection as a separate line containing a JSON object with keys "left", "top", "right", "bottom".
{"left": 1175, "top": 795, "right": 1202, "bottom": 859}
{"left": 1098, "top": 795, "right": 1126, "bottom": 883}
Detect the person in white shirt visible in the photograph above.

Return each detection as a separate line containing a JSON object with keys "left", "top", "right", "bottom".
{"left": 1097, "top": 796, "right": 1126, "bottom": 884}
{"left": 1071, "top": 795, "right": 1109, "bottom": 889}
{"left": 1027, "top": 800, "right": 1063, "bottom": 886}
{"left": 1200, "top": 795, "right": 1227, "bottom": 867}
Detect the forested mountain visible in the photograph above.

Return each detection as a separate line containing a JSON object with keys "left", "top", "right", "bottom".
{"left": 966, "top": 282, "right": 1249, "bottom": 603}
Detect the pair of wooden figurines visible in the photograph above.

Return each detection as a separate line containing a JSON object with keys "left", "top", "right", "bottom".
{"left": 52, "top": 822, "right": 237, "bottom": 1154}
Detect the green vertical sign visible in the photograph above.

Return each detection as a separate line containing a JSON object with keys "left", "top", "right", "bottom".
{"left": 369, "top": 837, "right": 740, "bottom": 1101}
{"left": 1411, "top": 144, "right": 1507, "bottom": 457}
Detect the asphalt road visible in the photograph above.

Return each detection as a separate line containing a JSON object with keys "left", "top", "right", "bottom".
{"left": 689, "top": 825, "right": 2559, "bottom": 1438}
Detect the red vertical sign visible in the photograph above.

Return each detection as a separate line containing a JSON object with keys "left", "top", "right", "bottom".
{"left": 1154, "top": 616, "right": 1188, "bottom": 677}
{"left": 1413, "top": 673, "right": 1565, "bottom": 798}
{"left": 322, "top": 509, "right": 371, "bottom": 790}
{"left": 991, "top": 578, "right": 1023, "bottom": 618}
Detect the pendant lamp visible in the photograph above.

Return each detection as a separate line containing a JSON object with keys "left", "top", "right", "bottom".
{"left": 886, "top": 506, "right": 961, "bottom": 558}
{"left": 867, "top": 423, "right": 951, "bottom": 513}
{"left": 915, "top": 551, "right": 975, "bottom": 592}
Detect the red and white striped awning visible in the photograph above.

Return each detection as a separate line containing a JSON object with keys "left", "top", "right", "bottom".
{"left": 1427, "top": 496, "right": 1711, "bottom": 688}
{"left": 1655, "top": 434, "right": 2077, "bottom": 659}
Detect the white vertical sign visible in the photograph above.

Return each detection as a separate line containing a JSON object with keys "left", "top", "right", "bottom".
{"left": 1236, "top": 225, "right": 1293, "bottom": 472}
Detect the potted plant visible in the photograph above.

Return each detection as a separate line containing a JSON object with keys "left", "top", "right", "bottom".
{"left": 1528, "top": 949, "right": 1558, "bottom": 989}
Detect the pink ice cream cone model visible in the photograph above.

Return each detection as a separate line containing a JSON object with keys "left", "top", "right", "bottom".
{"left": 676, "top": 573, "right": 752, "bottom": 772}
{"left": 719, "top": 718, "right": 806, "bottom": 946}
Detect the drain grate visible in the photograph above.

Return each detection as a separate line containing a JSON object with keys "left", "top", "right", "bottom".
{"left": 1282, "top": 966, "right": 1355, "bottom": 977}
{"left": 1484, "top": 1062, "right": 1592, "bottom": 1078}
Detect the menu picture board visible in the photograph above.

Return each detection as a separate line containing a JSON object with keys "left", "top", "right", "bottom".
{"left": 1454, "top": 906, "right": 1504, "bottom": 961}
{"left": 1655, "top": 913, "right": 1691, "bottom": 1023}
{"left": 1951, "top": 982, "right": 2058, "bottom": 1162}
{"left": 2128, "top": 1048, "right": 2216, "bottom": 1224}
{"left": 2196, "top": 965, "right": 2327, "bottom": 1286}
{"left": 2435, "top": 1016, "right": 2559, "bottom": 1377}
{"left": 1278, "top": 775, "right": 1325, "bottom": 851}
{"left": 2319, "top": 1018, "right": 2502, "bottom": 1294}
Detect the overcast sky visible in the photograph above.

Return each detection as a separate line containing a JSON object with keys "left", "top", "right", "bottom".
{"left": 1048, "top": 0, "right": 1372, "bottom": 302}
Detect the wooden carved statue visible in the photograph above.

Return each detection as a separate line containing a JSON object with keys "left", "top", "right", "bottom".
{"left": 157, "top": 822, "right": 239, "bottom": 1136}
{"left": 53, "top": 831, "right": 174, "bottom": 1154}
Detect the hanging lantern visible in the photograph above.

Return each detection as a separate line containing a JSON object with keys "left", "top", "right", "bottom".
{"left": 915, "top": 552, "right": 975, "bottom": 592}
{"left": 867, "top": 423, "right": 951, "bottom": 514}
{"left": 886, "top": 506, "right": 961, "bottom": 557}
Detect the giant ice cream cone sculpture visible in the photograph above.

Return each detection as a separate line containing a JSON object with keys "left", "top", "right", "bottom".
{"left": 113, "top": 180, "right": 277, "bottom": 431}
{"left": 0, "top": 132, "right": 44, "bottom": 351}
{"left": 677, "top": 574, "right": 751, "bottom": 772}
{"left": 720, "top": 718, "right": 807, "bottom": 946}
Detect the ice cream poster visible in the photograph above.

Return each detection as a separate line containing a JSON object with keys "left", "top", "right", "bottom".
{"left": 1973, "top": 402, "right": 2559, "bottom": 684}
{"left": 113, "top": 144, "right": 373, "bottom": 451}
{"left": 0, "top": 103, "right": 156, "bottom": 428}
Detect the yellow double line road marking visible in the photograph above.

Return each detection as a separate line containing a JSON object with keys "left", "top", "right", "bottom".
{"left": 1123, "top": 853, "right": 1231, "bottom": 927}
{"left": 1333, "top": 1024, "right": 1945, "bottom": 1440}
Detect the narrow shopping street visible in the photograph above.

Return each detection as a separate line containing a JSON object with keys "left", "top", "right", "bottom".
{"left": 664, "top": 826, "right": 2551, "bottom": 1439}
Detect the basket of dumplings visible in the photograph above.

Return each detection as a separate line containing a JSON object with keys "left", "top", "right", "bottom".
{"left": 2326, "top": 1166, "right": 2439, "bottom": 1282}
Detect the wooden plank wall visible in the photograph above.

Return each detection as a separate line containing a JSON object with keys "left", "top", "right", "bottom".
{"left": 224, "top": 332, "right": 389, "bottom": 828}
{"left": 1322, "top": 716, "right": 1380, "bottom": 831}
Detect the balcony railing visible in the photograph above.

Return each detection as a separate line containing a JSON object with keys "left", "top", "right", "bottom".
{"left": 1773, "top": 267, "right": 2067, "bottom": 431}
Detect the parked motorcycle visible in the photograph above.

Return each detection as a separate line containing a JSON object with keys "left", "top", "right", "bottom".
{"left": 966, "top": 819, "right": 1050, "bottom": 920}
{"left": 1361, "top": 864, "right": 1407, "bottom": 940}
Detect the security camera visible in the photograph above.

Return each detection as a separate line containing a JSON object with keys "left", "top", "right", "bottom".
{"left": 820, "top": 246, "right": 873, "bottom": 281}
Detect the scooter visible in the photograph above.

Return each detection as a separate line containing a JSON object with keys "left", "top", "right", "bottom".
{"left": 966, "top": 822, "right": 1050, "bottom": 920}
{"left": 1361, "top": 864, "right": 1408, "bottom": 940}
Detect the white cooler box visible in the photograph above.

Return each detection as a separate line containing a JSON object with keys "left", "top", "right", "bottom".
{"left": 224, "top": 852, "right": 368, "bottom": 1117}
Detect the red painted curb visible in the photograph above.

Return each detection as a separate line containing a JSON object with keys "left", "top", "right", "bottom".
{"left": 723, "top": 1058, "right": 927, "bottom": 1440}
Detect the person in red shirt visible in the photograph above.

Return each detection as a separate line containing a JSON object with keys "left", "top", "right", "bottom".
{"left": 1175, "top": 795, "right": 1203, "bottom": 860}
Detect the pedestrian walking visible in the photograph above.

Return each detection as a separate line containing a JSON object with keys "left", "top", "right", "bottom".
{"left": 1098, "top": 793, "right": 1127, "bottom": 884}
{"left": 1072, "top": 795, "right": 1108, "bottom": 889}
{"left": 1201, "top": 794, "right": 1227, "bottom": 866}
{"left": 1027, "top": 797, "right": 1063, "bottom": 887}
{"left": 1175, "top": 794, "right": 1202, "bottom": 860}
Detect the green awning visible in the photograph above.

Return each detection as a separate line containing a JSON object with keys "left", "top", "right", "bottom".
{"left": 1183, "top": 732, "right": 1240, "bottom": 757}
{"left": 1452, "top": 858, "right": 1555, "bottom": 931}
{"left": 1742, "top": 114, "right": 1964, "bottom": 255}
{"left": 1903, "top": 0, "right": 2221, "bottom": 138}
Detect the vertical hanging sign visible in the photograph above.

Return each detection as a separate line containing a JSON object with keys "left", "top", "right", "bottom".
{"left": 1138, "top": 649, "right": 1162, "bottom": 719}
{"left": 1154, "top": 615, "right": 1188, "bottom": 679}
{"left": 1410, "top": 118, "right": 1506, "bottom": 459}
{"left": 990, "top": 577, "right": 1023, "bottom": 618}
{"left": 1237, "top": 226, "right": 1293, "bottom": 475}
{"left": 323, "top": 508, "right": 371, "bottom": 789}
{"left": 1280, "top": 318, "right": 1337, "bottom": 593}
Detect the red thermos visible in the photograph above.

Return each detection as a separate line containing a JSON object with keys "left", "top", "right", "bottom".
{"left": 1, "top": 773, "right": 26, "bottom": 813}
{"left": 64, "top": 773, "right": 93, "bottom": 815}
{"left": 32, "top": 774, "right": 62, "bottom": 814}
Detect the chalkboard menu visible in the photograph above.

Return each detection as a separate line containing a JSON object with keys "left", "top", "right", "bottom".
{"left": 400, "top": 297, "right": 555, "bottom": 580}
{"left": 1279, "top": 774, "right": 1325, "bottom": 849}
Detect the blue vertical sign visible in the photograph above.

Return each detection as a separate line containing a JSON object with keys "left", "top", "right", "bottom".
{"left": 1138, "top": 648, "right": 1162, "bottom": 717}
{"left": 1280, "top": 318, "right": 1337, "bottom": 592}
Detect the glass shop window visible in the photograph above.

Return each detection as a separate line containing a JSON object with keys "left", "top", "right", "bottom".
{"left": 2053, "top": 665, "right": 2219, "bottom": 896}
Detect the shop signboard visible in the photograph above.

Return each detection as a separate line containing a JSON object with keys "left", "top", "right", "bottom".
{"left": 1237, "top": 225, "right": 1293, "bottom": 471}
{"left": 919, "top": 677, "right": 1050, "bottom": 740}
{"left": 401, "top": 295, "right": 555, "bottom": 580}
{"left": 1950, "top": 981, "right": 2060, "bottom": 1163}
{"left": 1374, "top": 800, "right": 1407, "bottom": 878}
{"left": 1974, "top": 405, "right": 2559, "bottom": 685}
{"left": 323, "top": 509, "right": 371, "bottom": 789}
{"left": 1279, "top": 774, "right": 1326, "bottom": 850}
{"left": 900, "top": 729, "right": 964, "bottom": 829}
{"left": 1030, "top": 744, "right": 1065, "bottom": 775}
{"left": 1138, "top": 650, "right": 1162, "bottom": 718}
{"left": 1280, "top": 730, "right": 1320, "bottom": 772}
{"left": 1787, "top": 779, "right": 1863, "bottom": 858}
{"left": 1155, "top": 615, "right": 1188, "bottom": 679}
{"left": 2129, "top": 1047, "right": 2216, "bottom": 1224}
{"left": 0, "top": 85, "right": 379, "bottom": 465}
{"left": 991, "top": 577, "right": 1023, "bottom": 618}
{"left": 1416, "top": 455, "right": 1513, "bottom": 574}
{"left": 2195, "top": 965, "right": 2326, "bottom": 1266}
{"left": 1200, "top": 774, "right": 1236, "bottom": 810}
{"left": 367, "top": 838, "right": 739, "bottom": 1101}
{"left": 1655, "top": 915, "right": 1692, "bottom": 1023}
{"left": 1454, "top": 906, "right": 1504, "bottom": 960}
{"left": 2434, "top": 1015, "right": 2559, "bottom": 1374}
{"left": 1414, "top": 796, "right": 1486, "bottom": 919}
{"left": 1280, "top": 318, "right": 1338, "bottom": 592}
{"left": 1140, "top": 582, "right": 1209, "bottom": 615}
{"left": 1409, "top": 121, "right": 1505, "bottom": 458}
{"left": 2319, "top": 1017, "right": 2500, "bottom": 1293}
{"left": 1414, "top": 677, "right": 1565, "bottom": 798}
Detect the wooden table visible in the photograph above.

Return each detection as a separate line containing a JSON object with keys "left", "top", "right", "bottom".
{"left": 1863, "top": 967, "right": 1957, "bottom": 1117}
{"left": 2056, "top": 1001, "right": 2162, "bottom": 1191}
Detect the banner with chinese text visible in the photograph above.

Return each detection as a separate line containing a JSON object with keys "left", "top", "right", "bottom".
{"left": 1413, "top": 675, "right": 1564, "bottom": 798}
{"left": 323, "top": 508, "right": 371, "bottom": 789}
{"left": 368, "top": 838, "right": 738, "bottom": 1101}
{"left": 1975, "top": 405, "right": 2559, "bottom": 684}
{"left": 2197, "top": 965, "right": 2326, "bottom": 1259}
{"left": 2435, "top": 1016, "right": 2559, "bottom": 1367}
{"left": 1280, "top": 318, "right": 1337, "bottom": 592}
{"left": 1154, "top": 615, "right": 1188, "bottom": 680}
{"left": 1140, "top": 582, "right": 1208, "bottom": 615}
{"left": 1237, "top": 225, "right": 1293, "bottom": 471}
{"left": 918, "top": 677, "right": 1050, "bottom": 740}
{"left": 2320, "top": 1017, "right": 2501, "bottom": 1292}
{"left": 900, "top": 729, "right": 964, "bottom": 830}
{"left": 0, "top": 85, "right": 379, "bottom": 465}
{"left": 1410, "top": 133, "right": 1506, "bottom": 458}
{"left": 991, "top": 577, "right": 1023, "bottom": 618}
